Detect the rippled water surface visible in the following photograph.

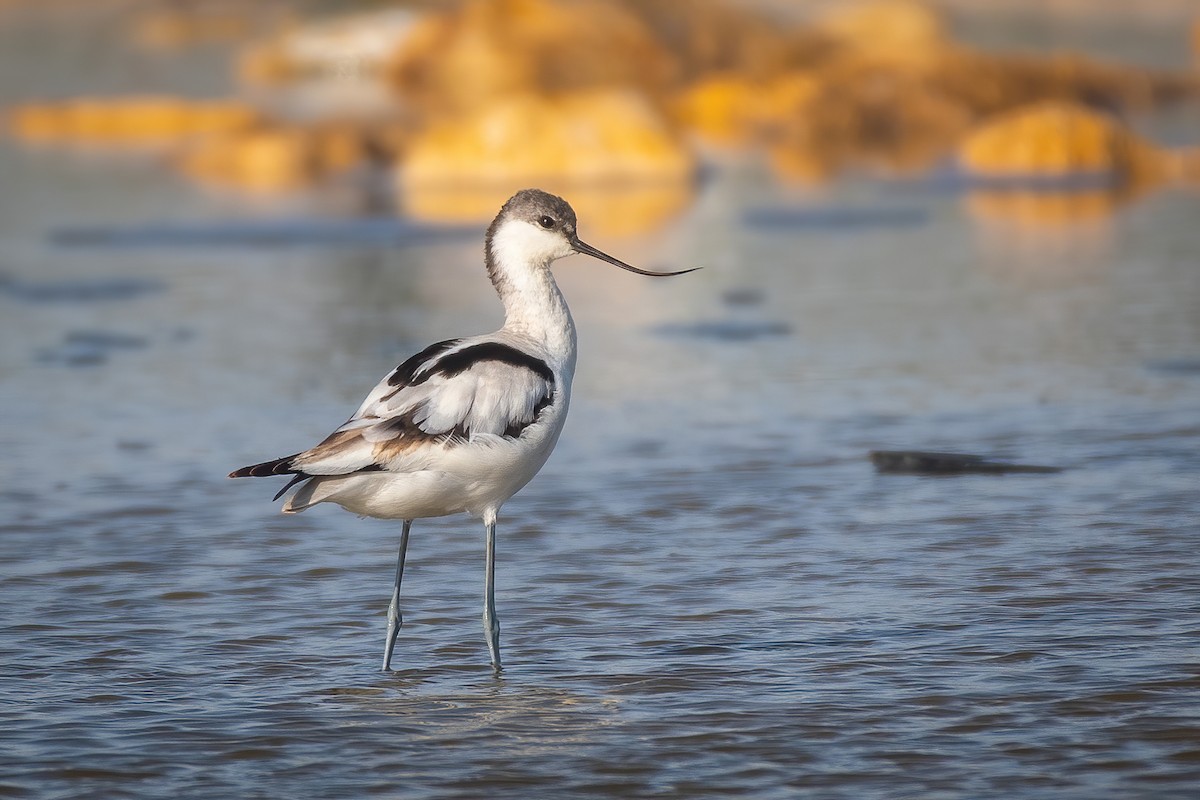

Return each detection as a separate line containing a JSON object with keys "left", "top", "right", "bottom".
{"left": 3, "top": 9, "right": 1200, "bottom": 800}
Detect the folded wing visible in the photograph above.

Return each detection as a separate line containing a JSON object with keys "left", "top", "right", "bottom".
{"left": 233, "top": 340, "right": 556, "bottom": 483}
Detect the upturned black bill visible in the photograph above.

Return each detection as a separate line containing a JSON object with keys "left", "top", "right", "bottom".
{"left": 573, "top": 239, "right": 700, "bottom": 277}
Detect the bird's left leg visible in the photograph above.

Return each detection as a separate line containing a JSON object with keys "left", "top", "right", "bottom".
{"left": 482, "top": 513, "right": 501, "bottom": 673}
{"left": 382, "top": 519, "right": 413, "bottom": 672}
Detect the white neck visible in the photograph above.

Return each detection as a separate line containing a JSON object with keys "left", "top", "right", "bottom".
{"left": 486, "top": 222, "right": 578, "bottom": 376}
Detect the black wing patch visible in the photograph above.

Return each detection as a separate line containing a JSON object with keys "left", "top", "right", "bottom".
{"left": 386, "top": 338, "right": 462, "bottom": 387}
{"left": 414, "top": 341, "right": 555, "bottom": 386}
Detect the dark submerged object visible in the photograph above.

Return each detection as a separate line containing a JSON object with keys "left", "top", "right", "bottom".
{"left": 870, "top": 450, "right": 1063, "bottom": 475}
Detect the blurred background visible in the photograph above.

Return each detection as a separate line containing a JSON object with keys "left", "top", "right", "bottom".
{"left": 4, "top": 0, "right": 1200, "bottom": 231}
{"left": 2, "top": 1, "right": 1199, "bottom": 799}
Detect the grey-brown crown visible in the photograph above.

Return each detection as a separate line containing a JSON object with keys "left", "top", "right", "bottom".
{"left": 490, "top": 189, "right": 577, "bottom": 238}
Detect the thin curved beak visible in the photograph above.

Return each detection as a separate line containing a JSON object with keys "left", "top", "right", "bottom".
{"left": 572, "top": 238, "right": 700, "bottom": 277}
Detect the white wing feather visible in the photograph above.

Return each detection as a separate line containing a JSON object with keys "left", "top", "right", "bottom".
{"left": 291, "top": 356, "right": 553, "bottom": 476}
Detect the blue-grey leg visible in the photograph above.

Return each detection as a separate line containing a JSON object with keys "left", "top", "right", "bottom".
{"left": 483, "top": 518, "right": 501, "bottom": 672}
{"left": 382, "top": 519, "right": 413, "bottom": 672}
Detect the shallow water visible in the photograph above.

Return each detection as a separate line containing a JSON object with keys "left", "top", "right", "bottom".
{"left": 3, "top": 9, "right": 1200, "bottom": 800}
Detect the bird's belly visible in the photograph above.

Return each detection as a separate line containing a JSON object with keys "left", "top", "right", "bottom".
{"left": 317, "top": 421, "right": 564, "bottom": 520}
{"left": 322, "top": 471, "right": 471, "bottom": 519}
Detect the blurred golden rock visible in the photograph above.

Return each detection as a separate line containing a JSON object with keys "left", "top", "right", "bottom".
{"left": 7, "top": 97, "right": 259, "bottom": 143}
{"left": 767, "top": 145, "right": 837, "bottom": 185}
{"left": 179, "top": 129, "right": 311, "bottom": 190}
{"left": 760, "top": 38, "right": 1199, "bottom": 181}
{"left": 1165, "top": 146, "right": 1200, "bottom": 183}
{"left": 132, "top": 8, "right": 255, "bottom": 50}
{"left": 958, "top": 101, "right": 1167, "bottom": 183}
{"left": 673, "top": 73, "right": 821, "bottom": 145}
{"left": 617, "top": 0, "right": 837, "bottom": 81}
{"left": 239, "top": 9, "right": 418, "bottom": 85}
{"left": 177, "top": 124, "right": 378, "bottom": 191}
{"left": 966, "top": 189, "right": 1125, "bottom": 229}
{"left": 672, "top": 75, "right": 761, "bottom": 145}
{"left": 772, "top": 57, "right": 973, "bottom": 176}
{"left": 400, "top": 90, "right": 693, "bottom": 187}
{"left": 388, "top": 0, "right": 676, "bottom": 115}
{"left": 930, "top": 49, "right": 1199, "bottom": 119}
{"left": 12, "top": 0, "right": 1197, "bottom": 214}
{"left": 238, "top": 46, "right": 293, "bottom": 86}
{"left": 957, "top": 102, "right": 1189, "bottom": 228}
{"left": 812, "top": 0, "right": 947, "bottom": 57}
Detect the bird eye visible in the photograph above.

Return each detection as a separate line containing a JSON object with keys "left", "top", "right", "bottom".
{"left": 538, "top": 215, "right": 555, "bottom": 229}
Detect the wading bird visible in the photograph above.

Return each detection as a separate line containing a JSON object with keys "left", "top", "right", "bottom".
{"left": 230, "top": 188, "right": 696, "bottom": 672}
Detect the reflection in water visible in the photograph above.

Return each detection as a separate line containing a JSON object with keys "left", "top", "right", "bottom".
{"left": 966, "top": 187, "right": 1125, "bottom": 226}
{"left": 964, "top": 189, "right": 1123, "bottom": 283}
{"left": 768, "top": 144, "right": 840, "bottom": 186}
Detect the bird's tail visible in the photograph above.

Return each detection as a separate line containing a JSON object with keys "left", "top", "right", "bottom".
{"left": 228, "top": 454, "right": 301, "bottom": 479}
{"left": 229, "top": 454, "right": 309, "bottom": 502}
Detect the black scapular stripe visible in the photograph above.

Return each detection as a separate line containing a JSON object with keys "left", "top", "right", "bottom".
{"left": 415, "top": 342, "right": 554, "bottom": 386}
{"left": 387, "top": 338, "right": 462, "bottom": 387}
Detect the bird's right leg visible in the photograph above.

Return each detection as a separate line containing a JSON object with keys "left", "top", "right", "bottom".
{"left": 482, "top": 515, "right": 502, "bottom": 673}
{"left": 382, "top": 519, "right": 413, "bottom": 672}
